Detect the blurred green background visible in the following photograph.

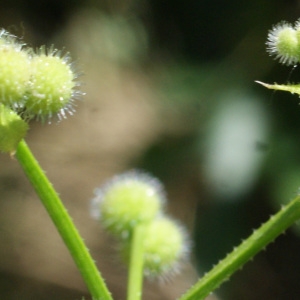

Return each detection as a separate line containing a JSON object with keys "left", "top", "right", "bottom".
{"left": 1, "top": 0, "right": 300, "bottom": 299}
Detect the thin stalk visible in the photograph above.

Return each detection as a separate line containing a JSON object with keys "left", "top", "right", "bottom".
{"left": 179, "top": 195, "right": 300, "bottom": 300}
{"left": 127, "top": 224, "right": 145, "bottom": 300}
{"left": 16, "top": 139, "right": 112, "bottom": 300}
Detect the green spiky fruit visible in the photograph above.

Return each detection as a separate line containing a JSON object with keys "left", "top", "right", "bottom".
{"left": 93, "top": 171, "right": 165, "bottom": 238}
{"left": 142, "top": 217, "right": 188, "bottom": 278}
{"left": 0, "top": 30, "right": 30, "bottom": 108}
{"left": 25, "top": 51, "right": 76, "bottom": 121}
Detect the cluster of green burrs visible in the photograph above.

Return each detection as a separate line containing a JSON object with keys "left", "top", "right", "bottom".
{"left": 0, "top": 29, "right": 79, "bottom": 153}
{"left": 91, "top": 170, "right": 190, "bottom": 279}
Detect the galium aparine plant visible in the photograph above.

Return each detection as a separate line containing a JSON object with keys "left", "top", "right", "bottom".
{"left": 5, "top": 20, "right": 299, "bottom": 300}
{"left": 257, "top": 18, "right": 300, "bottom": 96}
{"left": 0, "top": 28, "right": 191, "bottom": 300}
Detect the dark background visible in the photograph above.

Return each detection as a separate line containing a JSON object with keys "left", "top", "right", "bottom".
{"left": 1, "top": 0, "right": 300, "bottom": 299}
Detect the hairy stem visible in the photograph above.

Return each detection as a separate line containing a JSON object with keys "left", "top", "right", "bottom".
{"left": 16, "top": 139, "right": 112, "bottom": 300}
{"left": 127, "top": 224, "right": 145, "bottom": 300}
{"left": 180, "top": 195, "right": 300, "bottom": 300}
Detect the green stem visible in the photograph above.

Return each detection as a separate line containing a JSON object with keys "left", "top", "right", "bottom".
{"left": 180, "top": 195, "right": 300, "bottom": 300}
{"left": 15, "top": 139, "right": 112, "bottom": 300}
{"left": 127, "top": 224, "right": 145, "bottom": 300}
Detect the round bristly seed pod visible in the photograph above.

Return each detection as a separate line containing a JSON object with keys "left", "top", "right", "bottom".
{"left": 142, "top": 217, "right": 189, "bottom": 278}
{"left": 25, "top": 46, "right": 78, "bottom": 122}
{"left": 0, "top": 29, "right": 31, "bottom": 109}
{"left": 121, "top": 216, "right": 190, "bottom": 279}
{"left": 266, "top": 20, "right": 300, "bottom": 65}
{"left": 91, "top": 170, "right": 165, "bottom": 239}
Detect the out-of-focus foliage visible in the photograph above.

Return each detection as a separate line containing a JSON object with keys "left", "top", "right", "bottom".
{"left": 1, "top": 1, "right": 300, "bottom": 300}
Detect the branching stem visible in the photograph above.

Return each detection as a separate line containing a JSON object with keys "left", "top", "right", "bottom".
{"left": 16, "top": 139, "right": 112, "bottom": 300}
{"left": 179, "top": 195, "right": 300, "bottom": 300}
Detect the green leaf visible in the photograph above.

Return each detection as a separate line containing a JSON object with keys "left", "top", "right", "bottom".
{"left": 256, "top": 80, "right": 300, "bottom": 96}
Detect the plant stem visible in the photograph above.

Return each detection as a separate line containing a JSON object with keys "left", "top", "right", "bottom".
{"left": 179, "top": 195, "right": 300, "bottom": 300}
{"left": 16, "top": 139, "right": 112, "bottom": 300}
{"left": 127, "top": 224, "right": 145, "bottom": 300}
